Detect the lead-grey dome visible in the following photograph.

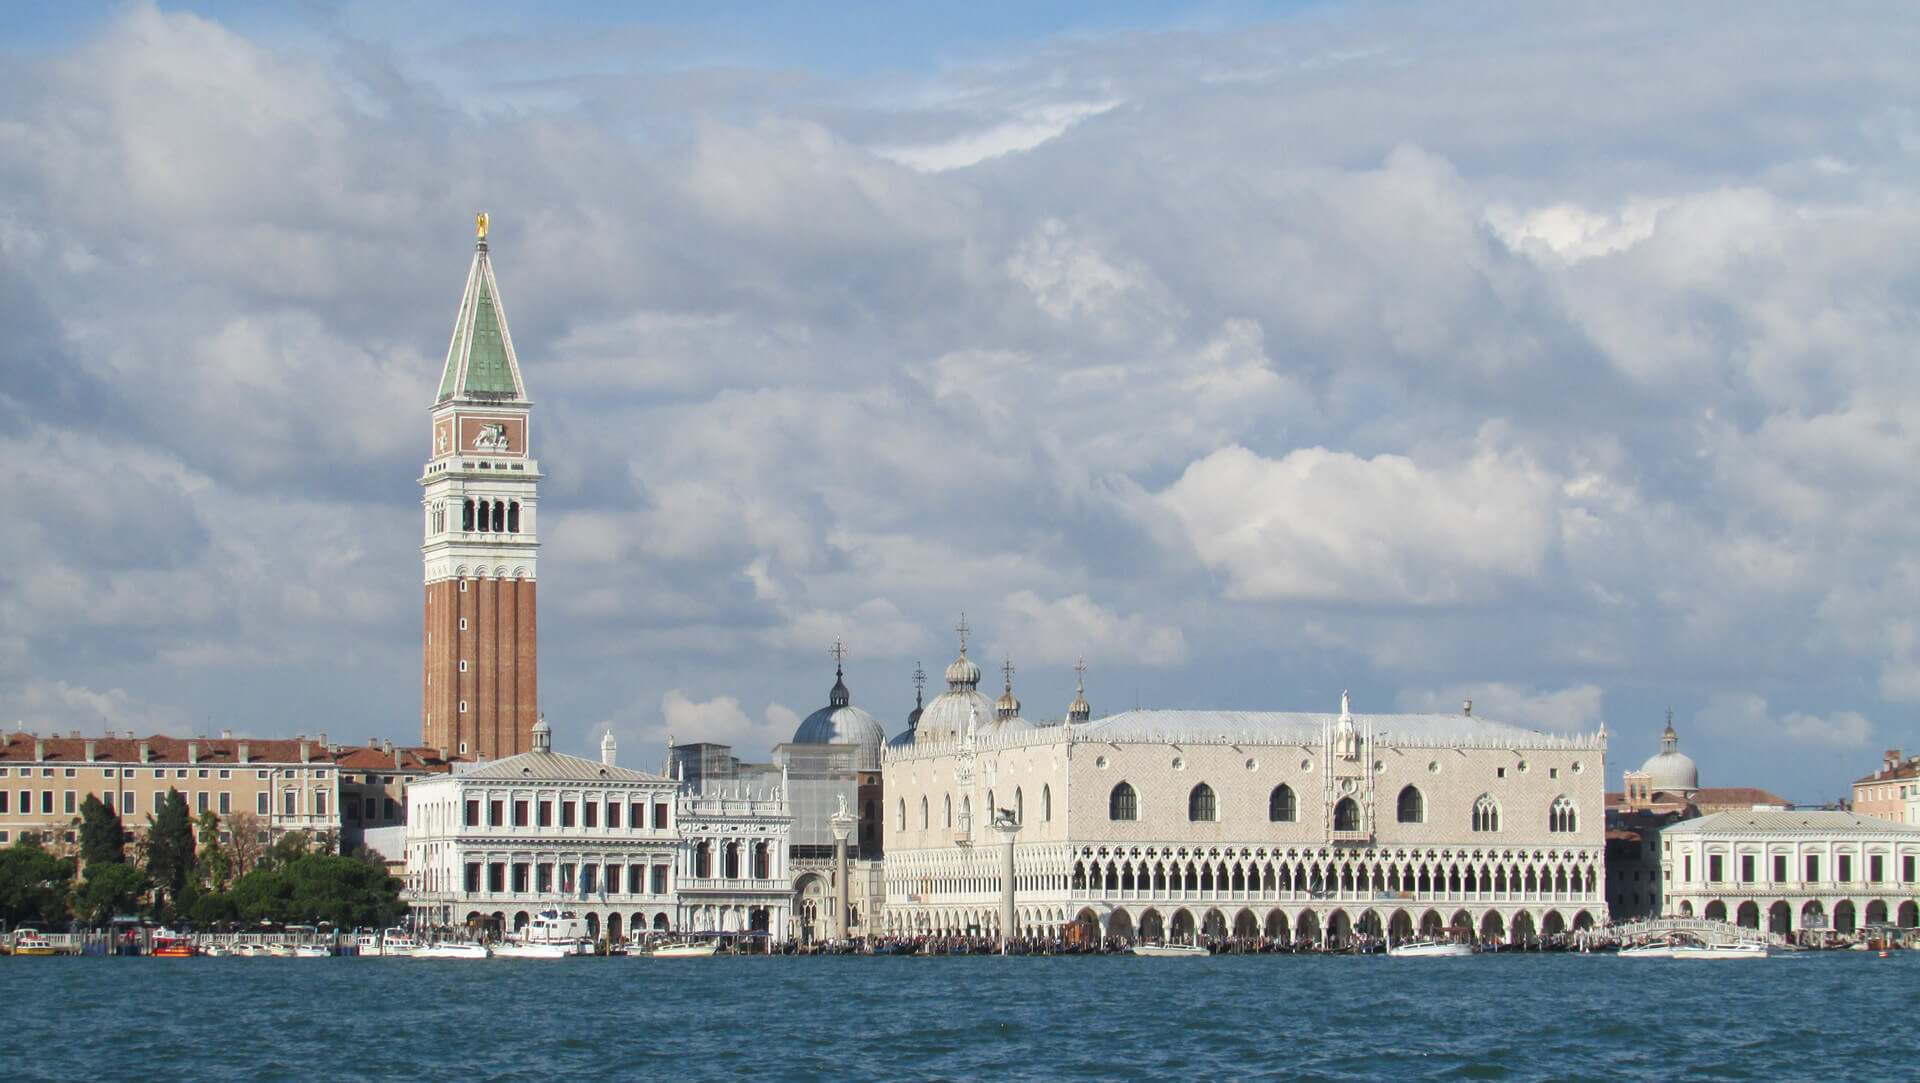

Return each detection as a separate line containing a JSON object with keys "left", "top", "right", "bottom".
{"left": 1640, "top": 721, "right": 1699, "bottom": 794}
{"left": 792, "top": 668, "right": 884, "bottom": 770}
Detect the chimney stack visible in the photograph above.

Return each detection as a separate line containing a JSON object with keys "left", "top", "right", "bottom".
{"left": 394, "top": 747, "right": 403, "bottom": 771}
{"left": 1463, "top": 700, "right": 1472, "bottom": 717}
{"left": 319, "top": 732, "right": 328, "bottom": 750}
{"left": 138, "top": 740, "right": 150, "bottom": 764}
{"left": 221, "top": 729, "right": 233, "bottom": 739}
{"left": 1886, "top": 749, "right": 1902, "bottom": 773}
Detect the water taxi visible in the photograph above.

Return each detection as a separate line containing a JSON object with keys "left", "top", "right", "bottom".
{"left": 10, "top": 930, "right": 57, "bottom": 956}
{"left": 151, "top": 931, "right": 196, "bottom": 957}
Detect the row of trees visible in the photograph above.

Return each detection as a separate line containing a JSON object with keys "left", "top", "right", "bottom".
{"left": 0, "top": 789, "right": 406, "bottom": 930}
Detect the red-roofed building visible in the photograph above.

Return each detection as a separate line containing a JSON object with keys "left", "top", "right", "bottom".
{"left": 0, "top": 730, "right": 456, "bottom": 859}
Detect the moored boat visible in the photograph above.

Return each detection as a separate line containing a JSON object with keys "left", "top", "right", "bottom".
{"left": 1388, "top": 939, "right": 1474, "bottom": 958}
{"left": 412, "top": 940, "right": 491, "bottom": 959}
{"left": 647, "top": 938, "right": 718, "bottom": 958}
{"left": 495, "top": 907, "right": 593, "bottom": 958}
{"left": 10, "top": 931, "right": 57, "bottom": 956}
{"left": 151, "top": 931, "right": 196, "bottom": 957}
{"left": 294, "top": 944, "right": 331, "bottom": 958}
{"left": 1131, "top": 941, "right": 1210, "bottom": 957}
{"left": 1618, "top": 940, "right": 1674, "bottom": 958}
{"left": 381, "top": 930, "right": 419, "bottom": 955}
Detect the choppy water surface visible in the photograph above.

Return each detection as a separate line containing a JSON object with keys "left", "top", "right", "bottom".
{"left": 3, "top": 951, "right": 1896, "bottom": 1080}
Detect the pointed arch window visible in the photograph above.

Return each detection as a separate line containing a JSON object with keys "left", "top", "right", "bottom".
{"left": 1397, "top": 785, "right": 1424, "bottom": 824}
{"left": 1109, "top": 781, "right": 1138, "bottom": 822}
{"left": 943, "top": 795, "right": 952, "bottom": 828}
{"left": 1549, "top": 795, "right": 1577, "bottom": 833}
{"left": 1188, "top": 783, "right": 1216, "bottom": 822}
{"left": 1333, "top": 797, "right": 1360, "bottom": 832}
{"left": 919, "top": 796, "right": 928, "bottom": 830}
{"left": 1269, "top": 784, "right": 1297, "bottom": 823}
{"left": 1042, "top": 784, "right": 1052, "bottom": 822}
{"left": 897, "top": 799, "right": 905, "bottom": 832}
{"left": 1472, "top": 794, "right": 1501, "bottom": 833}
{"left": 1014, "top": 787, "right": 1023, "bottom": 825}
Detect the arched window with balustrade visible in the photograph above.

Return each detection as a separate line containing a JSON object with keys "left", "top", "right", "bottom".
{"left": 1334, "top": 797, "right": 1360, "bottom": 832}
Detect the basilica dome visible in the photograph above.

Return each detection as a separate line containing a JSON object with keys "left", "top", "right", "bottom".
{"left": 1639, "top": 721, "right": 1699, "bottom": 793}
{"left": 914, "top": 641, "right": 998, "bottom": 745}
{"left": 791, "top": 667, "right": 885, "bottom": 771}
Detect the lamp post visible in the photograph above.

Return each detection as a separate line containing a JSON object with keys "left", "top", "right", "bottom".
{"left": 991, "top": 809, "right": 1021, "bottom": 954}
{"left": 829, "top": 797, "right": 855, "bottom": 944}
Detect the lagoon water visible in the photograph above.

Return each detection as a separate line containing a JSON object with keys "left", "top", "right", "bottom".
{"left": 3, "top": 951, "right": 1895, "bottom": 1080}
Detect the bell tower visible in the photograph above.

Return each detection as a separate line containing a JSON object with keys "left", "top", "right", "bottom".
{"left": 420, "top": 214, "right": 540, "bottom": 759}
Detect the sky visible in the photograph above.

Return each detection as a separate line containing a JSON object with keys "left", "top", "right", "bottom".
{"left": 4, "top": 1, "right": 1918, "bottom": 804}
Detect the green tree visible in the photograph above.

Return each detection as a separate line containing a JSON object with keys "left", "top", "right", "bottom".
{"left": 142, "top": 789, "right": 196, "bottom": 908}
{"left": 267, "top": 829, "right": 312, "bottom": 869}
{"left": 0, "top": 837, "right": 77, "bottom": 928}
{"left": 78, "top": 794, "right": 128, "bottom": 869}
{"left": 73, "top": 861, "right": 148, "bottom": 924}
{"left": 195, "top": 809, "right": 233, "bottom": 889}
{"left": 283, "top": 853, "right": 408, "bottom": 927}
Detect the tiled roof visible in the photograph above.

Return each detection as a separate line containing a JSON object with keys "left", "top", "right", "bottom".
{"left": 0, "top": 731, "right": 459, "bottom": 771}
{"left": 1693, "top": 786, "right": 1791, "bottom": 807}
{"left": 1853, "top": 760, "right": 1920, "bottom": 785}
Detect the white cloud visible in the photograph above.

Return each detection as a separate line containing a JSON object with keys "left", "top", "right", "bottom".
{"left": 1697, "top": 693, "right": 1874, "bottom": 750}
{"left": 1156, "top": 439, "right": 1560, "bottom": 604}
{"left": 876, "top": 100, "right": 1121, "bottom": 173}
{"left": 1394, "top": 682, "right": 1605, "bottom": 733}
{"left": 998, "top": 590, "right": 1187, "bottom": 667}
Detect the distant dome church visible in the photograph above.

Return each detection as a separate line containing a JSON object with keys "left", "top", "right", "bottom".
{"left": 1622, "top": 713, "right": 1700, "bottom": 806}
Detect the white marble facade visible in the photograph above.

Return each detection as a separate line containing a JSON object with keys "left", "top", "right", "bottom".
{"left": 883, "top": 682, "right": 1609, "bottom": 946}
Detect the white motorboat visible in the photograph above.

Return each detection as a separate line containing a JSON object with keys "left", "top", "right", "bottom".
{"left": 1388, "top": 939, "right": 1474, "bottom": 957}
{"left": 294, "top": 944, "right": 331, "bottom": 958}
{"left": 1131, "top": 941, "right": 1210, "bottom": 957}
{"left": 647, "top": 939, "right": 718, "bottom": 958}
{"left": 1671, "top": 941, "right": 1767, "bottom": 960}
{"left": 231, "top": 942, "right": 268, "bottom": 958}
{"left": 412, "top": 940, "right": 491, "bottom": 959}
{"left": 381, "top": 930, "right": 419, "bottom": 956}
{"left": 495, "top": 908, "right": 593, "bottom": 958}
{"left": 265, "top": 942, "right": 296, "bottom": 958}
{"left": 1618, "top": 940, "right": 1673, "bottom": 958}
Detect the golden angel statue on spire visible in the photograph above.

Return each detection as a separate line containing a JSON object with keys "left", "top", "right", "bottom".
{"left": 476, "top": 212, "right": 489, "bottom": 239}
